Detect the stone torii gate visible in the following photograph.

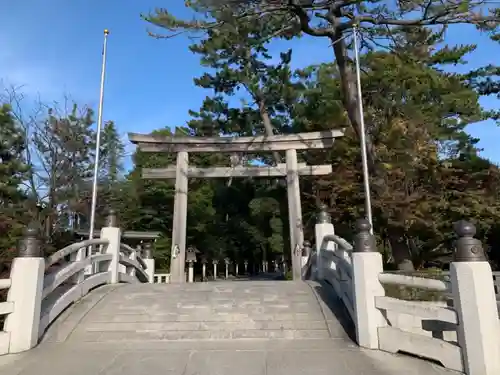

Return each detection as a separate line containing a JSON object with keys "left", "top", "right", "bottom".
{"left": 129, "top": 130, "right": 344, "bottom": 283}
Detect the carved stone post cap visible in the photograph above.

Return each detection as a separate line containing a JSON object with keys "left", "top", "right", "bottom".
{"left": 454, "top": 220, "right": 476, "bottom": 237}
{"left": 24, "top": 222, "right": 39, "bottom": 238}
{"left": 106, "top": 209, "right": 117, "bottom": 227}
{"left": 18, "top": 222, "right": 41, "bottom": 257}
{"left": 316, "top": 204, "right": 331, "bottom": 224}
{"left": 354, "top": 218, "right": 376, "bottom": 253}
{"left": 453, "top": 220, "right": 486, "bottom": 262}
{"left": 213, "top": 259, "right": 219, "bottom": 264}
{"left": 355, "top": 218, "right": 372, "bottom": 233}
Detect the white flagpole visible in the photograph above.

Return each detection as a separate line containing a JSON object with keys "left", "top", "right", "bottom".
{"left": 89, "top": 29, "right": 110, "bottom": 241}
{"left": 353, "top": 24, "right": 374, "bottom": 233}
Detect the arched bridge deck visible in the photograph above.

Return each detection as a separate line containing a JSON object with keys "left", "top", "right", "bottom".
{"left": 0, "top": 281, "right": 452, "bottom": 375}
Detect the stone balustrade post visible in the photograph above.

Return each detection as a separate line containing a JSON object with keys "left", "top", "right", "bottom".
{"left": 100, "top": 210, "right": 121, "bottom": 284}
{"left": 314, "top": 204, "right": 335, "bottom": 280}
{"left": 201, "top": 257, "right": 208, "bottom": 281}
{"left": 4, "top": 224, "right": 44, "bottom": 353}
{"left": 73, "top": 235, "right": 87, "bottom": 282}
{"left": 450, "top": 221, "right": 500, "bottom": 375}
{"left": 213, "top": 259, "right": 218, "bottom": 280}
{"left": 142, "top": 242, "right": 155, "bottom": 283}
{"left": 351, "top": 218, "right": 386, "bottom": 349}
{"left": 235, "top": 262, "right": 239, "bottom": 275}
{"left": 224, "top": 258, "right": 230, "bottom": 279}
{"left": 187, "top": 261, "right": 194, "bottom": 283}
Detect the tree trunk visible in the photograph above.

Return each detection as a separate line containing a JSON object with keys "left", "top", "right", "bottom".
{"left": 387, "top": 227, "right": 415, "bottom": 271}
{"left": 258, "top": 99, "right": 281, "bottom": 165}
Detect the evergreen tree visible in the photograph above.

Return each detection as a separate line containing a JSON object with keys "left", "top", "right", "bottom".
{"left": 145, "top": 0, "right": 500, "bottom": 269}
{"left": 32, "top": 103, "right": 95, "bottom": 237}
{"left": 100, "top": 121, "right": 125, "bottom": 183}
{"left": 0, "top": 104, "right": 29, "bottom": 268}
{"left": 186, "top": 13, "right": 300, "bottom": 164}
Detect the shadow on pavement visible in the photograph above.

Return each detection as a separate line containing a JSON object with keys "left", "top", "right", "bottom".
{"left": 311, "top": 280, "right": 357, "bottom": 342}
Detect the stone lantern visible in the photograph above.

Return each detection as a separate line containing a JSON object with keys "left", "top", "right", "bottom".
{"left": 243, "top": 259, "right": 248, "bottom": 274}
{"left": 186, "top": 246, "right": 197, "bottom": 283}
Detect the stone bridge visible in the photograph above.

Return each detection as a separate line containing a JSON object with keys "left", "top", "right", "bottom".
{"left": 0, "top": 210, "right": 499, "bottom": 375}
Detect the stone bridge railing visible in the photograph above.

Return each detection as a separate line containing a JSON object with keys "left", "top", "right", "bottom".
{"left": 0, "top": 211, "right": 154, "bottom": 355}
{"left": 313, "top": 207, "right": 500, "bottom": 375}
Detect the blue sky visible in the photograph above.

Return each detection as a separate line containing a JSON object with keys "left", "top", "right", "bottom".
{"left": 1, "top": 1, "right": 499, "bottom": 165}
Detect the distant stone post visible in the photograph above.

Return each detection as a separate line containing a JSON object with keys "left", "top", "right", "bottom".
{"left": 314, "top": 204, "right": 334, "bottom": 280}
{"left": 243, "top": 260, "right": 248, "bottom": 274}
{"left": 142, "top": 242, "right": 155, "bottom": 283}
{"left": 4, "top": 224, "right": 44, "bottom": 353}
{"left": 186, "top": 246, "right": 197, "bottom": 283}
{"left": 224, "top": 257, "right": 230, "bottom": 279}
{"left": 351, "top": 218, "right": 386, "bottom": 349}
{"left": 213, "top": 259, "right": 219, "bottom": 280}
{"left": 451, "top": 221, "right": 500, "bottom": 375}
{"left": 235, "top": 262, "right": 239, "bottom": 276}
{"left": 201, "top": 256, "right": 208, "bottom": 281}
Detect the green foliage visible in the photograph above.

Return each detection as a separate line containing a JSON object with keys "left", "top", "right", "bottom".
{"left": 1, "top": 1, "right": 500, "bottom": 279}
{"left": 0, "top": 104, "right": 29, "bottom": 270}
{"left": 0, "top": 104, "right": 28, "bottom": 202}
{"left": 146, "top": 0, "right": 500, "bottom": 270}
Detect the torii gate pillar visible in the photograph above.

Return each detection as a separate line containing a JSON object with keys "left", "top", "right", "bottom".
{"left": 286, "top": 149, "right": 304, "bottom": 280}
{"left": 170, "top": 151, "right": 189, "bottom": 283}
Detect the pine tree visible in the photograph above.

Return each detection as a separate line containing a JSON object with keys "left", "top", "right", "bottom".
{"left": 0, "top": 104, "right": 28, "bottom": 203}
{"left": 0, "top": 103, "right": 29, "bottom": 266}
{"left": 184, "top": 12, "right": 300, "bottom": 164}
{"left": 100, "top": 121, "right": 125, "bottom": 183}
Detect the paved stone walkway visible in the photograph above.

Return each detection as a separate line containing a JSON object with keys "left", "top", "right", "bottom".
{"left": 0, "top": 281, "right": 458, "bottom": 375}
